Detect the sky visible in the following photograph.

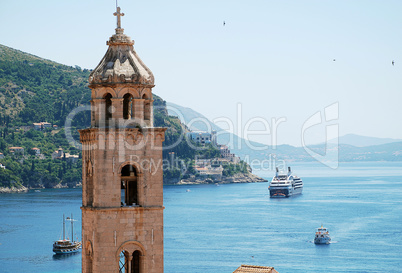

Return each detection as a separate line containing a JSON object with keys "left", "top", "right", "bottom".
{"left": 1, "top": 0, "right": 402, "bottom": 146}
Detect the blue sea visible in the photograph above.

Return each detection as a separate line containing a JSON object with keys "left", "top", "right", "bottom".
{"left": 0, "top": 162, "right": 401, "bottom": 273}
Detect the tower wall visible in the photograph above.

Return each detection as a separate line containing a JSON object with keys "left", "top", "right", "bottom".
{"left": 80, "top": 127, "right": 165, "bottom": 273}
{"left": 81, "top": 208, "right": 163, "bottom": 273}
{"left": 80, "top": 8, "right": 165, "bottom": 272}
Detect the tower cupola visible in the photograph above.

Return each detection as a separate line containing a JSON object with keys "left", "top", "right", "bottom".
{"left": 88, "top": 7, "right": 155, "bottom": 128}
{"left": 89, "top": 7, "right": 154, "bottom": 86}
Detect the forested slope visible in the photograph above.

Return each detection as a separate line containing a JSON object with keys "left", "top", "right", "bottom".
{"left": 0, "top": 44, "right": 220, "bottom": 189}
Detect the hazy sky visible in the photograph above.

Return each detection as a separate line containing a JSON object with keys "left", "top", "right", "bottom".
{"left": 1, "top": 0, "right": 401, "bottom": 146}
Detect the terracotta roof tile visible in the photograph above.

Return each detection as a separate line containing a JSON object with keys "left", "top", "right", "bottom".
{"left": 233, "top": 264, "right": 279, "bottom": 273}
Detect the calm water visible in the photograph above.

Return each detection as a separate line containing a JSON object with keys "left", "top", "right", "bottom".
{"left": 1, "top": 162, "right": 402, "bottom": 273}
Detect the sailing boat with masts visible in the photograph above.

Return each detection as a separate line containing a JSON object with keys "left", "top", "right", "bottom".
{"left": 53, "top": 214, "right": 82, "bottom": 254}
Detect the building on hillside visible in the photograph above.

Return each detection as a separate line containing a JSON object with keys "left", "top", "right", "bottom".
{"left": 219, "top": 145, "right": 241, "bottom": 163}
{"left": 33, "top": 123, "right": 42, "bottom": 130}
{"left": 33, "top": 122, "right": 52, "bottom": 131}
{"left": 187, "top": 131, "right": 216, "bottom": 145}
{"left": 220, "top": 145, "right": 230, "bottom": 157}
{"left": 233, "top": 265, "right": 279, "bottom": 273}
{"left": 212, "top": 130, "right": 217, "bottom": 145}
{"left": 20, "top": 125, "right": 33, "bottom": 131}
{"left": 65, "top": 153, "right": 79, "bottom": 163}
{"left": 51, "top": 148, "right": 78, "bottom": 162}
{"left": 227, "top": 153, "right": 241, "bottom": 164}
{"left": 79, "top": 6, "right": 165, "bottom": 273}
{"left": 0, "top": 163, "right": 5, "bottom": 169}
{"left": 195, "top": 166, "right": 209, "bottom": 175}
{"left": 195, "top": 164, "right": 223, "bottom": 181}
{"left": 194, "top": 158, "right": 211, "bottom": 167}
{"left": 51, "top": 148, "right": 64, "bottom": 160}
{"left": 9, "top": 147, "right": 24, "bottom": 154}
{"left": 42, "top": 122, "right": 51, "bottom": 128}
{"left": 31, "top": 147, "right": 41, "bottom": 155}
{"left": 0, "top": 153, "right": 4, "bottom": 159}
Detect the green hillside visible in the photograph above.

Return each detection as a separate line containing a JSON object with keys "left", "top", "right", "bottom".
{"left": 0, "top": 44, "right": 221, "bottom": 189}
{"left": 0, "top": 44, "right": 91, "bottom": 127}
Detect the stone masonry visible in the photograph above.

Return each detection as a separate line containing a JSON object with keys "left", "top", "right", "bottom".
{"left": 79, "top": 6, "right": 165, "bottom": 273}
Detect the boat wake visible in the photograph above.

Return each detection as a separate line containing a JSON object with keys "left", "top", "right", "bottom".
{"left": 308, "top": 240, "right": 337, "bottom": 244}
{"left": 52, "top": 251, "right": 80, "bottom": 259}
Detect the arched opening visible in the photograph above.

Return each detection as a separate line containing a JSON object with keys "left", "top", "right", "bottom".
{"left": 131, "top": 250, "right": 141, "bottom": 273}
{"left": 123, "top": 94, "right": 133, "bottom": 119}
{"left": 104, "top": 93, "right": 112, "bottom": 126}
{"left": 121, "top": 165, "right": 138, "bottom": 206}
{"left": 119, "top": 250, "right": 129, "bottom": 273}
{"left": 118, "top": 250, "right": 142, "bottom": 273}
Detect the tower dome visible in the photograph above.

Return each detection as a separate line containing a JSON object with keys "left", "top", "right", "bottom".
{"left": 89, "top": 7, "right": 154, "bottom": 86}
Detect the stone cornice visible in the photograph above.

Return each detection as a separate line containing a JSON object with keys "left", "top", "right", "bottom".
{"left": 81, "top": 206, "right": 165, "bottom": 212}
{"left": 89, "top": 83, "right": 155, "bottom": 89}
{"left": 79, "top": 127, "right": 167, "bottom": 143}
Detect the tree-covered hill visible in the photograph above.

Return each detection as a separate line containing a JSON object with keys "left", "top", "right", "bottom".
{"left": 0, "top": 44, "right": 222, "bottom": 189}
{"left": 0, "top": 44, "right": 91, "bottom": 127}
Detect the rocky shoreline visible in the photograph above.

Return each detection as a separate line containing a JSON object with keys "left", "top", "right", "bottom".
{"left": 0, "top": 185, "right": 29, "bottom": 193}
{"left": 0, "top": 182, "right": 83, "bottom": 193}
{"left": 0, "top": 174, "right": 266, "bottom": 192}
{"left": 167, "top": 172, "right": 267, "bottom": 185}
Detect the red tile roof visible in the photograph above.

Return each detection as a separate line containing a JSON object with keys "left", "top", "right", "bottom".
{"left": 233, "top": 265, "right": 279, "bottom": 273}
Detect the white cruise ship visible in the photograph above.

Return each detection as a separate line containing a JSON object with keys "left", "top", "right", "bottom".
{"left": 268, "top": 167, "right": 303, "bottom": 197}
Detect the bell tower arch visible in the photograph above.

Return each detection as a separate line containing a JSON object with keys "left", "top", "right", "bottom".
{"left": 80, "top": 6, "right": 165, "bottom": 273}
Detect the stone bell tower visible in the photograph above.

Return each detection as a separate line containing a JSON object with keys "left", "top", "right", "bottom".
{"left": 79, "top": 6, "right": 165, "bottom": 273}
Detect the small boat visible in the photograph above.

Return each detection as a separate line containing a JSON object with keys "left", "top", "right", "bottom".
{"left": 269, "top": 167, "right": 303, "bottom": 197}
{"left": 314, "top": 225, "right": 331, "bottom": 244}
{"left": 53, "top": 214, "right": 82, "bottom": 254}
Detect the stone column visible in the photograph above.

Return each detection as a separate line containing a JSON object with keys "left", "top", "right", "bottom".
{"left": 111, "top": 98, "right": 124, "bottom": 121}
{"left": 127, "top": 255, "right": 133, "bottom": 273}
{"left": 144, "top": 99, "right": 153, "bottom": 127}
{"left": 137, "top": 173, "right": 144, "bottom": 206}
{"left": 90, "top": 100, "right": 95, "bottom": 127}
{"left": 133, "top": 99, "right": 145, "bottom": 124}
{"left": 92, "top": 99, "right": 105, "bottom": 128}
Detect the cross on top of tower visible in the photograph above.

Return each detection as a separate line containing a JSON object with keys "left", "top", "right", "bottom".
{"left": 113, "top": 6, "right": 125, "bottom": 29}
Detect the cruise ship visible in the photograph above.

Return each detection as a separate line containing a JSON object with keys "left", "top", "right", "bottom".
{"left": 268, "top": 167, "right": 303, "bottom": 197}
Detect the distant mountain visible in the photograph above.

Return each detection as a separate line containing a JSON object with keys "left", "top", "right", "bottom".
{"left": 328, "top": 134, "right": 402, "bottom": 147}
{"left": 167, "top": 101, "right": 267, "bottom": 151}
{"left": 167, "top": 101, "right": 402, "bottom": 163}
{"left": 167, "top": 102, "right": 222, "bottom": 132}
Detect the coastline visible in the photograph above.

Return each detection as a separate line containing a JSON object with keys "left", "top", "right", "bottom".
{"left": 166, "top": 172, "right": 267, "bottom": 185}
{"left": 0, "top": 185, "right": 29, "bottom": 193}
{"left": 0, "top": 174, "right": 266, "bottom": 193}
{"left": 0, "top": 182, "right": 83, "bottom": 193}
